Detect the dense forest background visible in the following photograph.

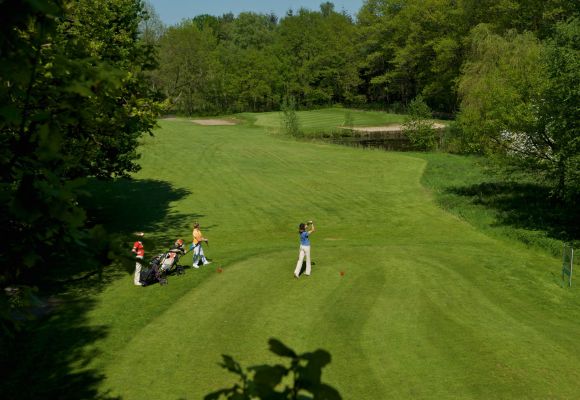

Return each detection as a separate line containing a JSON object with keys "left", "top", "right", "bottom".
{"left": 145, "top": 0, "right": 577, "bottom": 115}
{"left": 0, "top": 0, "right": 578, "bottom": 336}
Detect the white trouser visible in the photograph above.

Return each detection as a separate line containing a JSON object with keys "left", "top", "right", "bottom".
{"left": 134, "top": 256, "right": 143, "bottom": 285}
{"left": 192, "top": 244, "right": 208, "bottom": 266}
{"left": 294, "top": 245, "right": 311, "bottom": 276}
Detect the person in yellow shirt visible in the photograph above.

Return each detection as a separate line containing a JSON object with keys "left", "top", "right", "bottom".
{"left": 192, "top": 222, "right": 211, "bottom": 268}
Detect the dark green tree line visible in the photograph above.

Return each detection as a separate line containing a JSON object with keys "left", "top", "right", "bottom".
{"left": 153, "top": 1, "right": 577, "bottom": 116}
{"left": 275, "top": 6, "right": 362, "bottom": 107}
{"left": 153, "top": 3, "right": 361, "bottom": 115}
{"left": 357, "top": 0, "right": 578, "bottom": 113}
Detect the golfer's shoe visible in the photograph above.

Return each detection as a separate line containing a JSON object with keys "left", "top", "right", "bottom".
{"left": 193, "top": 264, "right": 200, "bottom": 269}
{"left": 294, "top": 273, "right": 299, "bottom": 279}
{"left": 203, "top": 261, "right": 212, "bottom": 265}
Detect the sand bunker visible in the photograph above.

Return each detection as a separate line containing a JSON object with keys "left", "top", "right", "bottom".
{"left": 191, "top": 119, "right": 238, "bottom": 126}
{"left": 343, "top": 122, "right": 445, "bottom": 132}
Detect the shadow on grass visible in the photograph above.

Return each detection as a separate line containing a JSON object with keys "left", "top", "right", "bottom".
{"left": 1, "top": 297, "right": 117, "bottom": 400}
{"left": 80, "top": 177, "right": 196, "bottom": 235}
{"left": 447, "top": 182, "right": 579, "bottom": 242}
{"left": 80, "top": 177, "right": 203, "bottom": 272}
{"left": 2, "top": 178, "right": 197, "bottom": 399}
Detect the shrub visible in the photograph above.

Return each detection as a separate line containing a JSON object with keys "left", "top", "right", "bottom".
{"left": 402, "top": 95, "right": 438, "bottom": 151}
{"left": 280, "top": 97, "right": 303, "bottom": 137}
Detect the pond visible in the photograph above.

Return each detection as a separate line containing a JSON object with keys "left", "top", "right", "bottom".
{"left": 314, "top": 129, "right": 415, "bottom": 151}
{"left": 326, "top": 136, "right": 413, "bottom": 151}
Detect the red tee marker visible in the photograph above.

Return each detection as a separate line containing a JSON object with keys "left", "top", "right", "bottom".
{"left": 217, "top": 267, "right": 223, "bottom": 273}
{"left": 340, "top": 271, "right": 345, "bottom": 276}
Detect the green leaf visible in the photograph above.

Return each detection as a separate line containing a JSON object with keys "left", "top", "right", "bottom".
{"left": 0, "top": 105, "right": 21, "bottom": 124}
{"left": 64, "top": 82, "right": 94, "bottom": 97}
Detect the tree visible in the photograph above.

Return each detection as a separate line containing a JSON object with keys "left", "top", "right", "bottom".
{"left": 456, "top": 20, "right": 580, "bottom": 200}
{"left": 456, "top": 26, "right": 546, "bottom": 154}
{"left": 0, "top": 0, "right": 161, "bottom": 332}
{"left": 539, "top": 18, "right": 580, "bottom": 201}
{"left": 155, "top": 21, "right": 222, "bottom": 114}
{"left": 276, "top": 7, "right": 361, "bottom": 107}
{"left": 231, "top": 12, "right": 277, "bottom": 50}
{"left": 55, "top": 0, "right": 162, "bottom": 178}
{"left": 357, "top": 0, "right": 466, "bottom": 111}
{"left": 402, "top": 95, "right": 438, "bottom": 150}
{"left": 356, "top": 0, "right": 579, "bottom": 112}
{"left": 280, "top": 96, "right": 302, "bottom": 137}
{"left": 320, "top": 2, "right": 335, "bottom": 17}
{"left": 222, "top": 47, "right": 282, "bottom": 112}
{"left": 224, "top": 13, "right": 281, "bottom": 111}
{"left": 140, "top": 0, "right": 165, "bottom": 46}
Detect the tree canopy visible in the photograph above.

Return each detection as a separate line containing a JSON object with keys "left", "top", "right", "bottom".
{"left": 456, "top": 19, "right": 580, "bottom": 199}
{"left": 0, "top": 0, "right": 162, "bottom": 300}
{"left": 151, "top": 0, "right": 578, "bottom": 116}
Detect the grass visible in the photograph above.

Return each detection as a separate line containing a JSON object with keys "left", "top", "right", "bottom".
{"left": 9, "top": 109, "right": 580, "bottom": 399}
{"left": 248, "top": 107, "right": 407, "bottom": 134}
{"left": 416, "top": 153, "right": 579, "bottom": 258}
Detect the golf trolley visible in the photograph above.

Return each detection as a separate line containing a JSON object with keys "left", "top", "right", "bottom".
{"left": 140, "top": 242, "right": 191, "bottom": 286}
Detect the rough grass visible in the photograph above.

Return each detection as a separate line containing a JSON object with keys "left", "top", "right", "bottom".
{"left": 14, "top": 110, "right": 580, "bottom": 400}
{"left": 416, "top": 153, "right": 579, "bottom": 258}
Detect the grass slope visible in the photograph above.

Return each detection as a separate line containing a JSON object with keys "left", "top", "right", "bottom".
{"left": 84, "top": 110, "right": 579, "bottom": 399}
{"left": 416, "top": 153, "right": 577, "bottom": 258}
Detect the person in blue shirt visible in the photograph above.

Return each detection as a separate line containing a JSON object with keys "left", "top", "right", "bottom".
{"left": 294, "top": 221, "right": 315, "bottom": 278}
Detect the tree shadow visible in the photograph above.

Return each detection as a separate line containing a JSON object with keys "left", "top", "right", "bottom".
{"left": 2, "top": 177, "right": 198, "bottom": 399}
{"left": 447, "top": 182, "right": 579, "bottom": 242}
{"left": 1, "top": 297, "right": 118, "bottom": 400}
{"left": 80, "top": 177, "right": 197, "bottom": 235}
{"left": 31, "top": 178, "right": 201, "bottom": 289}
{"left": 79, "top": 177, "right": 202, "bottom": 274}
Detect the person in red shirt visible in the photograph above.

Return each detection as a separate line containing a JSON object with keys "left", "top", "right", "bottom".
{"left": 132, "top": 232, "right": 145, "bottom": 286}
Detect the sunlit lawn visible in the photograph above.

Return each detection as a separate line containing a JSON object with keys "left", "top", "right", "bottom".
{"left": 81, "top": 109, "right": 580, "bottom": 399}
{"left": 249, "top": 107, "right": 407, "bottom": 133}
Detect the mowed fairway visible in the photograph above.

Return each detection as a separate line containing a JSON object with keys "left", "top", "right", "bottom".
{"left": 85, "top": 110, "right": 580, "bottom": 399}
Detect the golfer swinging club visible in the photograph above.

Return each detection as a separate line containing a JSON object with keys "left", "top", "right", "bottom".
{"left": 294, "top": 220, "right": 315, "bottom": 278}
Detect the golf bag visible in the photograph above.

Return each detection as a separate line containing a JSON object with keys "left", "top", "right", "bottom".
{"left": 159, "top": 242, "right": 187, "bottom": 276}
{"left": 140, "top": 254, "right": 167, "bottom": 286}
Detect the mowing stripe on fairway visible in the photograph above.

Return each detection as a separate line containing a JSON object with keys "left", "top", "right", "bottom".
{"left": 84, "top": 112, "right": 580, "bottom": 400}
